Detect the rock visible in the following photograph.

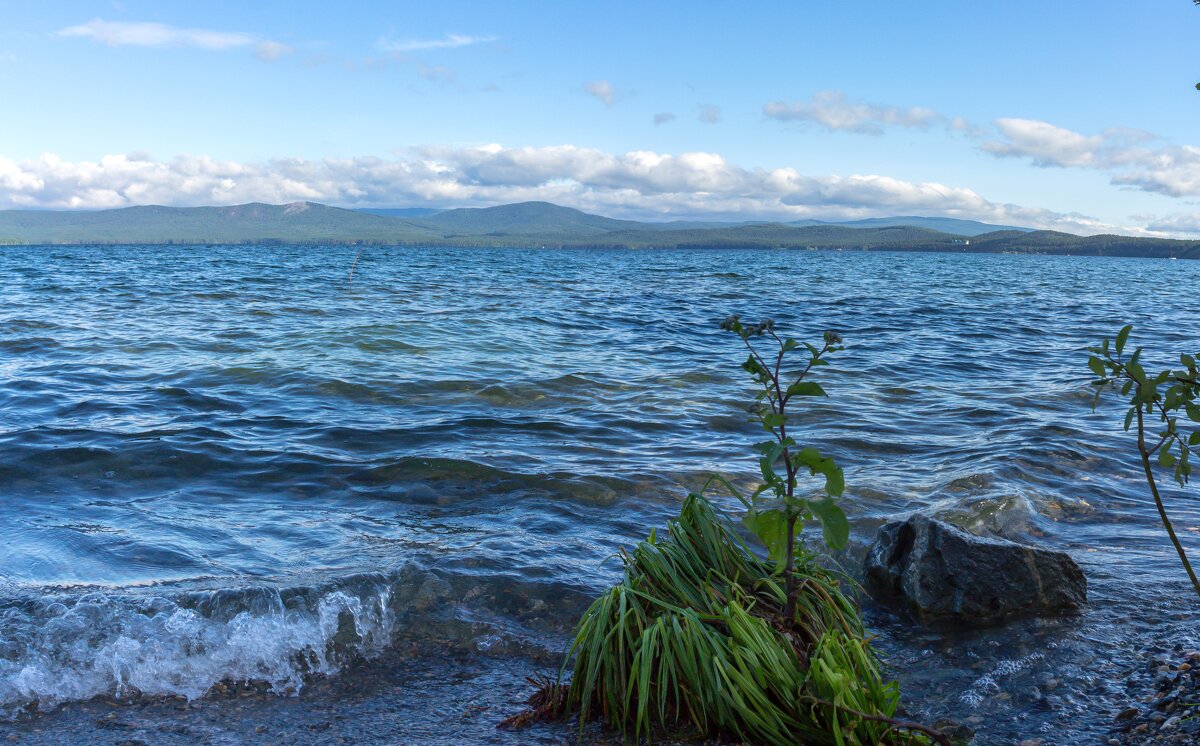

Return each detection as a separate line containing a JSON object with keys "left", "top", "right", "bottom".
{"left": 1116, "top": 707, "right": 1140, "bottom": 722}
{"left": 932, "top": 718, "right": 975, "bottom": 741}
{"left": 864, "top": 515, "right": 1087, "bottom": 622}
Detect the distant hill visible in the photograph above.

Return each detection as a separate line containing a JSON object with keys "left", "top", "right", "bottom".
{"left": 0, "top": 202, "right": 437, "bottom": 244}
{"left": 1, "top": 200, "right": 1197, "bottom": 259}
{"left": 788, "top": 216, "right": 1034, "bottom": 236}
{"left": 365, "top": 202, "right": 748, "bottom": 232}
{"left": 358, "top": 207, "right": 443, "bottom": 219}
{"left": 411, "top": 201, "right": 647, "bottom": 236}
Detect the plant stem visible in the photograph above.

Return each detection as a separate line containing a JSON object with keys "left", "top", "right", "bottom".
{"left": 1136, "top": 403, "right": 1200, "bottom": 598}
{"left": 783, "top": 514, "right": 797, "bottom": 619}
{"left": 801, "top": 696, "right": 951, "bottom": 745}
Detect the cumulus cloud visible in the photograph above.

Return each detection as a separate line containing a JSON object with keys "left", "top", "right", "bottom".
{"left": 59, "top": 19, "right": 291, "bottom": 61}
{"left": 1110, "top": 145, "right": 1200, "bottom": 197}
{"left": 653, "top": 112, "right": 676, "bottom": 126}
{"left": 948, "top": 116, "right": 984, "bottom": 138}
{"left": 981, "top": 118, "right": 1110, "bottom": 167}
{"left": 0, "top": 146, "right": 1126, "bottom": 234}
{"left": 763, "top": 91, "right": 941, "bottom": 135}
{"left": 981, "top": 118, "right": 1200, "bottom": 197}
{"left": 583, "top": 80, "right": 615, "bottom": 106}
{"left": 697, "top": 104, "right": 721, "bottom": 124}
{"left": 1138, "top": 211, "right": 1200, "bottom": 235}
{"left": 253, "top": 40, "right": 293, "bottom": 62}
{"left": 377, "top": 34, "right": 496, "bottom": 53}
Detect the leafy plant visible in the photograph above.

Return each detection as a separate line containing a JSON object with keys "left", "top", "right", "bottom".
{"left": 553, "top": 491, "right": 942, "bottom": 745}
{"left": 505, "top": 317, "right": 948, "bottom": 744}
{"left": 720, "top": 315, "right": 848, "bottom": 619}
{"left": 1088, "top": 324, "right": 1200, "bottom": 598}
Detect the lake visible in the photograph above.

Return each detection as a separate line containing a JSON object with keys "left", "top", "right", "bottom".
{"left": 1, "top": 245, "right": 1198, "bottom": 744}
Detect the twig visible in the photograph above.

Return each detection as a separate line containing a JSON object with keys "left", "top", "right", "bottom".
{"left": 800, "top": 696, "right": 951, "bottom": 745}
{"left": 348, "top": 247, "right": 365, "bottom": 289}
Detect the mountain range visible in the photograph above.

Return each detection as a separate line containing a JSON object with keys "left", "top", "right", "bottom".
{"left": 1, "top": 200, "right": 1197, "bottom": 259}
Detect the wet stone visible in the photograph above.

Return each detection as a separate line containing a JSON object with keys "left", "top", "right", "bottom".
{"left": 864, "top": 515, "right": 1087, "bottom": 623}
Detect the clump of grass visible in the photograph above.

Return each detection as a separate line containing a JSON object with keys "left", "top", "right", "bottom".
{"left": 550, "top": 491, "right": 940, "bottom": 745}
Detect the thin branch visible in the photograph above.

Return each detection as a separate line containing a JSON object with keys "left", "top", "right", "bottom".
{"left": 1136, "top": 400, "right": 1200, "bottom": 597}
{"left": 799, "top": 696, "right": 951, "bottom": 745}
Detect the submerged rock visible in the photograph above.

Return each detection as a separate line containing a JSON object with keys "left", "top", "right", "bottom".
{"left": 864, "top": 515, "right": 1086, "bottom": 623}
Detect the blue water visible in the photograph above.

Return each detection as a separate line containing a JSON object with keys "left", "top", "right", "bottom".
{"left": 1, "top": 245, "right": 1198, "bottom": 743}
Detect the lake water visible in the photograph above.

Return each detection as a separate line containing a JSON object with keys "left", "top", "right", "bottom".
{"left": 1, "top": 245, "right": 1198, "bottom": 744}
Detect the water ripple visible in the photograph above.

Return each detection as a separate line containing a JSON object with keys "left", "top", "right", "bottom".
{"left": 1, "top": 245, "right": 1198, "bottom": 741}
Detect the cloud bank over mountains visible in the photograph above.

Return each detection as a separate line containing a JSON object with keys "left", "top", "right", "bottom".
{"left": 0, "top": 146, "right": 1119, "bottom": 235}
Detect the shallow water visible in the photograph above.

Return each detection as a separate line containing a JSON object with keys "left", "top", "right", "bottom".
{"left": 1, "top": 245, "right": 1198, "bottom": 744}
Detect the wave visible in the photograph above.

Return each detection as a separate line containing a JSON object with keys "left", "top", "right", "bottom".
{"left": 0, "top": 580, "right": 393, "bottom": 719}
{"left": 0, "top": 567, "right": 587, "bottom": 721}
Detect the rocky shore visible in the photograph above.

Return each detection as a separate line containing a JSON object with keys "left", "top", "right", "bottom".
{"left": 1109, "top": 645, "right": 1200, "bottom": 744}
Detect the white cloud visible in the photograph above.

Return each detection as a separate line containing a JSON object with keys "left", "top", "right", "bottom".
{"left": 653, "top": 112, "right": 676, "bottom": 126}
{"left": 981, "top": 118, "right": 1108, "bottom": 167}
{"left": 981, "top": 118, "right": 1200, "bottom": 197}
{"left": 1106, "top": 145, "right": 1200, "bottom": 197}
{"left": 764, "top": 91, "right": 942, "bottom": 135}
{"left": 0, "top": 146, "right": 1129, "bottom": 234}
{"left": 948, "top": 116, "right": 984, "bottom": 138}
{"left": 583, "top": 80, "right": 615, "bottom": 106}
{"left": 58, "top": 19, "right": 290, "bottom": 61}
{"left": 377, "top": 34, "right": 496, "bottom": 53}
{"left": 697, "top": 104, "right": 721, "bottom": 124}
{"left": 253, "top": 40, "right": 293, "bottom": 62}
{"left": 1139, "top": 211, "right": 1200, "bottom": 235}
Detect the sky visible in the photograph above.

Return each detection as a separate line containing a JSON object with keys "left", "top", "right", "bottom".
{"left": 0, "top": 1, "right": 1198, "bottom": 236}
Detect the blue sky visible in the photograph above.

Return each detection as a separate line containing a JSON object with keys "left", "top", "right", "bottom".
{"left": 1, "top": 1, "right": 1198, "bottom": 235}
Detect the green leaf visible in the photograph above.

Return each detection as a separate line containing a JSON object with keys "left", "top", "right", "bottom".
{"left": 1159, "top": 448, "right": 1176, "bottom": 468}
{"left": 1116, "top": 324, "right": 1132, "bottom": 356}
{"left": 782, "top": 338, "right": 798, "bottom": 351}
{"left": 1088, "top": 356, "right": 1106, "bottom": 377}
{"left": 742, "top": 508, "right": 790, "bottom": 566}
{"left": 1182, "top": 353, "right": 1196, "bottom": 370}
{"left": 1187, "top": 403, "right": 1200, "bottom": 422}
{"left": 1166, "top": 387, "right": 1181, "bottom": 411}
{"left": 793, "top": 447, "right": 845, "bottom": 497}
{"left": 761, "top": 412, "right": 785, "bottom": 429}
{"left": 1190, "top": 431, "right": 1200, "bottom": 446}
{"left": 1125, "top": 407, "right": 1136, "bottom": 431}
{"left": 1127, "top": 361, "right": 1146, "bottom": 384}
{"left": 807, "top": 498, "right": 849, "bottom": 550}
{"left": 786, "top": 381, "right": 827, "bottom": 397}
{"left": 758, "top": 442, "right": 785, "bottom": 482}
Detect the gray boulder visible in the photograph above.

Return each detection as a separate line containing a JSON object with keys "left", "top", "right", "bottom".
{"left": 864, "top": 515, "right": 1086, "bottom": 623}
